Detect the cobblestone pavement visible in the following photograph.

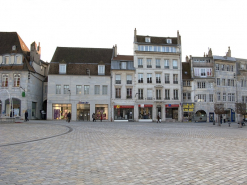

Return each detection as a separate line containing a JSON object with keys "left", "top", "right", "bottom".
{"left": 1, "top": 121, "right": 247, "bottom": 185}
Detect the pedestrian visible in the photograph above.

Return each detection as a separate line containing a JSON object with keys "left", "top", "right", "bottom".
{"left": 67, "top": 112, "right": 71, "bottom": 123}
{"left": 101, "top": 113, "right": 103, "bottom": 122}
{"left": 25, "top": 110, "right": 29, "bottom": 121}
{"left": 157, "top": 114, "right": 161, "bottom": 123}
{"left": 92, "top": 113, "right": 96, "bottom": 122}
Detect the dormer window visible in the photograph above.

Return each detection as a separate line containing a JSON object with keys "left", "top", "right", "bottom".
{"left": 59, "top": 64, "right": 66, "bottom": 74}
{"left": 12, "top": 45, "right": 16, "bottom": 51}
{"left": 167, "top": 39, "right": 172, "bottom": 44}
{"left": 98, "top": 65, "right": 105, "bottom": 75}
{"left": 15, "top": 55, "right": 22, "bottom": 64}
{"left": 121, "top": 62, "right": 126, "bottom": 69}
{"left": 145, "top": 37, "right": 151, "bottom": 42}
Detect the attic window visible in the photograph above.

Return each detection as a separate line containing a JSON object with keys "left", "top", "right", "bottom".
{"left": 145, "top": 37, "right": 151, "bottom": 42}
{"left": 59, "top": 64, "right": 66, "bottom": 74}
{"left": 12, "top": 45, "right": 16, "bottom": 51}
{"left": 98, "top": 65, "right": 105, "bottom": 75}
{"left": 167, "top": 39, "right": 172, "bottom": 44}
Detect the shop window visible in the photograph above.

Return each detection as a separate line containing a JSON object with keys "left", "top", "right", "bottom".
{"left": 53, "top": 104, "right": 71, "bottom": 120}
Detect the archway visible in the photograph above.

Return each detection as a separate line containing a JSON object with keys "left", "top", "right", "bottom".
{"left": 5, "top": 98, "right": 21, "bottom": 117}
{"left": 195, "top": 110, "right": 207, "bottom": 122}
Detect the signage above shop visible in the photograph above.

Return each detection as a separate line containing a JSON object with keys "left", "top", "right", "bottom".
{"left": 114, "top": 105, "right": 134, "bottom": 109}
{"left": 78, "top": 101, "right": 89, "bottom": 104}
{"left": 138, "top": 104, "right": 153, "bottom": 108}
{"left": 183, "top": 103, "right": 194, "bottom": 112}
{"left": 165, "top": 104, "right": 179, "bottom": 108}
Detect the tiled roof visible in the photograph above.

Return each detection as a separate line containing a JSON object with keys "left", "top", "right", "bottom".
{"left": 112, "top": 55, "right": 133, "bottom": 61}
{"left": 0, "top": 32, "right": 30, "bottom": 55}
{"left": 213, "top": 55, "right": 236, "bottom": 61}
{"left": 136, "top": 35, "right": 178, "bottom": 45}
{"left": 0, "top": 57, "right": 35, "bottom": 72}
{"left": 49, "top": 47, "right": 113, "bottom": 75}
{"left": 182, "top": 62, "right": 192, "bottom": 80}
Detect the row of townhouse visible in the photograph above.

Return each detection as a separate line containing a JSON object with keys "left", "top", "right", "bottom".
{"left": 1, "top": 30, "right": 246, "bottom": 123}
{"left": 182, "top": 47, "right": 247, "bottom": 123}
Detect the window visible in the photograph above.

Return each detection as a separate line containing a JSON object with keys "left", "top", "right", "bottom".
{"left": 121, "top": 62, "right": 126, "bottom": 69}
{"left": 145, "top": 37, "right": 150, "bottom": 42}
{"left": 173, "top": 60, "right": 178, "bottom": 69}
{"left": 173, "top": 89, "right": 178, "bottom": 100}
{"left": 147, "top": 73, "right": 152, "bottom": 83}
{"left": 147, "top": 59, "right": 152, "bottom": 68}
{"left": 156, "top": 74, "right": 161, "bottom": 83}
{"left": 231, "top": 65, "right": 234, "bottom": 71}
{"left": 165, "top": 89, "right": 170, "bottom": 100}
{"left": 227, "top": 79, "right": 231, "bottom": 86}
{"left": 64, "top": 85, "right": 70, "bottom": 94}
{"left": 156, "top": 59, "right": 161, "bottom": 68}
{"left": 201, "top": 69, "right": 206, "bottom": 76}
{"left": 183, "top": 81, "right": 186, "bottom": 86}
{"left": 138, "top": 89, "right": 143, "bottom": 99}
{"left": 2, "top": 74, "right": 9, "bottom": 87}
{"left": 222, "top": 79, "right": 225, "bottom": 86}
{"left": 231, "top": 79, "right": 234, "bottom": 86}
{"left": 156, "top": 89, "right": 161, "bottom": 100}
{"left": 84, "top": 85, "right": 89, "bottom": 95}
{"left": 56, "top": 85, "right": 61, "bottom": 94}
{"left": 102, "top": 85, "right": 107, "bottom": 95}
{"left": 188, "top": 92, "right": 191, "bottom": 100}
{"left": 242, "top": 96, "right": 247, "bottom": 103}
{"left": 138, "top": 45, "right": 144, "bottom": 51}
{"left": 209, "top": 94, "right": 214, "bottom": 102}
{"left": 4, "top": 56, "right": 10, "bottom": 64}
{"left": 115, "top": 88, "right": 121, "bottom": 98}
{"left": 222, "top": 65, "right": 225, "bottom": 71}
{"left": 197, "top": 94, "right": 206, "bottom": 102}
{"left": 232, "top": 93, "right": 235, "bottom": 101}
{"left": 147, "top": 89, "right": 152, "bottom": 100}
{"left": 197, "top": 82, "right": 206, "bottom": 88}
{"left": 165, "top": 74, "right": 170, "bottom": 84}
{"left": 208, "top": 82, "right": 214, "bottom": 88}
{"left": 16, "top": 55, "right": 22, "bottom": 64}
{"left": 115, "top": 74, "right": 121, "bottom": 84}
{"left": 13, "top": 74, "right": 20, "bottom": 87}
{"left": 226, "top": 65, "right": 230, "bottom": 71}
{"left": 183, "top": 93, "right": 186, "bottom": 100}
{"left": 187, "top": 81, "right": 190, "bottom": 86}
{"left": 223, "top": 93, "right": 226, "bottom": 101}
{"left": 216, "top": 64, "right": 219, "bottom": 70}
{"left": 59, "top": 64, "right": 66, "bottom": 74}
{"left": 173, "top": 74, "right": 178, "bottom": 84}
{"left": 217, "top": 78, "right": 220, "bottom": 86}
{"left": 228, "top": 93, "right": 231, "bottom": 101}
{"left": 76, "top": 85, "right": 82, "bottom": 94}
{"left": 94, "top": 85, "right": 100, "bottom": 95}
{"left": 167, "top": 39, "right": 172, "bottom": 43}
{"left": 98, "top": 65, "right": 105, "bottom": 75}
{"left": 126, "top": 88, "right": 132, "bottom": 99}
{"left": 164, "top": 60, "right": 169, "bottom": 69}
{"left": 145, "top": 45, "right": 148, "bottom": 51}
{"left": 217, "top": 92, "right": 221, "bottom": 101}
{"left": 138, "top": 58, "right": 143, "bottom": 68}
{"left": 127, "top": 75, "right": 132, "bottom": 84}
{"left": 138, "top": 73, "right": 143, "bottom": 83}
{"left": 240, "top": 64, "right": 245, "bottom": 69}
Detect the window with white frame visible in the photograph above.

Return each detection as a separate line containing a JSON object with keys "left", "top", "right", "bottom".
{"left": 115, "top": 74, "right": 121, "bottom": 84}
{"left": 201, "top": 69, "right": 206, "bottom": 76}
{"left": 84, "top": 85, "right": 89, "bottom": 95}
{"left": 227, "top": 79, "right": 231, "bottom": 86}
{"left": 173, "top": 74, "right": 178, "bottom": 84}
{"left": 94, "top": 85, "right": 100, "bottom": 95}
{"left": 197, "top": 94, "right": 206, "bottom": 102}
{"left": 209, "top": 94, "right": 214, "bottom": 102}
{"left": 197, "top": 82, "right": 206, "bottom": 88}
{"left": 126, "top": 88, "right": 132, "bottom": 98}
{"left": 56, "top": 85, "right": 61, "bottom": 94}
{"left": 147, "top": 89, "right": 152, "bottom": 100}
{"left": 138, "top": 89, "right": 143, "bottom": 99}
{"left": 138, "top": 58, "right": 143, "bottom": 68}
{"left": 217, "top": 92, "right": 221, "bottom": 101}
{"left": 194, "top": 68, "right": 212, "bottom": 77}
{"left": 2, "top": 74, "right": 8, "bottom": 87}
{"left": 216, "top": 64, "right": 219, "bottom": 70}
{"left": 165, "top": 74, "right": 170, "bottom": 84}
{"left": 115, "top": 88, "right": 121, "bottom": 98}
{"left": 59, "top": 64, "right": 66, "bottom": 74}
{"left": 167, "top": 39, "right": 172, "bottom": 43}
{"left": 217, "top": 78, "right": 220, "bottom": 86}
{"left": 16, "top": 55, "right": 22, "bottom": 64}
{"left": 165, "top": 89, "right": 170, "bottom": 100}
{"left": 102, "top": 85, "right": 107, "bottom": 95}
{"left": 173, "top": 60, "right": 178, "bottom": 69}
{"left": 188, "top": 92, "right": 191, "bottom": 100}
{"left": 64, "top": 85, "right": 70, "bottom": 94}
{"left": 13, "top": 74, "right": 20, "bottom": 87}
{"left": 228, "top": 93, "right": 231, "bottom": 101}
{"left": 226, "top": 65, "right": 230, "bottom": 71}
{"left": 147, "top": 59, "right": 152, "bottom": 68}
{"left": 156, "top": 89, "right": 161, "bottom": 100}
{"left": 223, "top": 93, "right": 226, "bottom": 101}
{"left": 242, "top": 96, "right": 247, "bottom": 103}
{"left": 127, "top": 75, "right": 132, "bottom": 84}
{"left": 231, "top": 65, "right": 234, "bottom": 71}
{"left": 183, "top": 93, "right": 186, "bottom": 100}
{"left": 4, "top": 56, "right": 10, "bottom": 64}
{"left": 76, "top": 85, "right": 82, "bottom": 94}
{"left": 222, "top": 64, "right": 225, "bottom": 71}
{"left": 208, "top": 82, "right": 214, "bottom": 88}
{"left": 156, "top": 59, "right": 161, "bottom": 68}
{"left": 164, "top": 60, "right": 169, "bottom": 69}
{"left": 156, "top": 74, "right": 161, "bottom": 83}
{"left": 145, "top": 37, "right": 151, "bottom": 42}
{"left": 173, "top": 89, "right": 178, "bottom": 100}
{"left": 231, "top": 79, "right": 234, "bottom": 86}
{"left": 98, "top": 65, "right": 105, "bottom": 75}
{"left": 138, "top": 73, "right": 143, "bottom": 83}
{"left": 147, "top": 73, "right": 152, "bottom": 83}
{"left": 121, "top": 62, "right": 126, "bottom": 69}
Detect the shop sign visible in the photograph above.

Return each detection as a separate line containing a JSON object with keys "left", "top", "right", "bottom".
{"left": 78, "top": 101, "right": 89, "bottom": 104}
{"left": 165, "top": 104, "right": 179, "bottom": 108}
{"left": 183, "top": 103, "right": 194, "bottom": 112}
{"left": 138, "top": 104, "right": 153, "bottom": 108}
{"left": 116, "top": 105, "right": 120, "bottom": 109}
{"left": 114, "top": 105, "right": 134, "bottom": 108}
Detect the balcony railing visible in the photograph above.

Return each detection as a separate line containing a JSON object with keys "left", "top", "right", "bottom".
{"left": 115, "top": 80, "right": 121, "bottom": 84}
{"left": 156, "top": 97, "right": 161, "bottom": 100}
{"left": 147, "top": 79, "right": 152, "bottom": 83}
{"left": 127, "top": 80, "right": 132, "bottom": 84}
{"left": 164, "top": 66, "right": 169, "bottom": 69}
{"left": 173, "top": 66, "right": 178, "bottom": 69}
{"left": 165, "top": 97, "right": 170, "bottom": 100}
{"left": 147, "top": 65, "right": 152, "bottom": 68}
{"left": 138, "top": 96, "right": 143, "bottom": 100}
{"left": 138, "top": 65, "right": 143, "bottom": 68}
{"left": 116, "top": 96, "right": 121, "bottom": 99}
{"left": 147, "top": 97, "right": 153, "bottom": 100}
{"left": 138, "top": 79, "right": 143, "bottom": 83}
{"left": 156, "top": 80, "right": 161, "bottom": 83}
{"left": 174, "top": 97, "right": 179, "bottom": 100}
{"left": 165, "top": 81, "right": 170, "bottom": 84}
{"left": 173, "top": 81, "right": 178, "bottom": 84}
{"left": 126, "top": 95, "right": 132, "bottom": 99}
{"left": 156, "top": 66, "right": 161, "bottom": 68}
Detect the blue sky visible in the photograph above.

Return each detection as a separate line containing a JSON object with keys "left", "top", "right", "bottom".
{"left": 2, "top": 0, "right": 247, "bottom": 62}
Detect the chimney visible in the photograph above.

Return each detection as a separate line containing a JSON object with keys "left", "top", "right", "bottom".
{"left": 114, "top": 44, "right": 117, "bottom": 57}
{"left": 208, "top": 48, "right": 212, "bottom": 57}
{"left": 177, "top": 30, "right": 181, "bottom": 45}
{"left": 186, "top": 55, "right": 189, "bottom": 62}
{"left": 226, "top": 46, "right": 231, "bottom": 57}
{"left": 204, "top": 52, "right": 205, "bottom": 57}
{"left": 134, "top": 28, "right": 137, "bottom": 42}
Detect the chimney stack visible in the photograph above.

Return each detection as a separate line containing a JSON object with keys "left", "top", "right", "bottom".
{"left": 226, "top": 46, "right": 231, "bottom": 57}
{"left": 114, "top": 44, "right": 117, "bottom": 57}
{"left": 134, "top": 28, "right": 137, "bottom": 42}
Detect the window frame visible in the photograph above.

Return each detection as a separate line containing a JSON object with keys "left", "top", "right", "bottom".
{"left": 13, "top": 74, "right": 21, "bottom": 87}
{"left": 59, "top": 64, "right": 66, "bottom": 74}
{"left": 98, "top": 65, "right": 105, "bottom": 75}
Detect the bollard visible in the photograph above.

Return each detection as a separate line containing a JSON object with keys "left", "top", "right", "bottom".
{"left": 213, "top": 120, "right": 215, "bottom": 125}
{"left": 228, "top": 122, "right": 231, "bottom": 127}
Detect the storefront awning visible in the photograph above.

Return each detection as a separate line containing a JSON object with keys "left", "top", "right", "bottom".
{"left": 165, "top": 104, "right": 179, "bottom": 108}
{"left": 114, "top": 105, "right": 134, "bottom": 108}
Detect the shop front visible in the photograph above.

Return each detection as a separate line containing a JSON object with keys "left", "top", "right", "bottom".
{"left": 52, "top": 104, "right": 71, "bottom": 120}
{"left": 138, "top": 104, "right": 153, "bottom": 120}
{"left": 77, "top": 102, "right": 90, "bottom": 121}
{"left": 183, "top": 103, "right": 194, "bottom": 122}
{"left": 95, "top": 104, "right": 108, "bottom": 120}
{"left": 114, "top": 105, "right": 134, "bottom": 121}
{"left": 5, "top": 98, "right": 21, "bottom": 117}
{"left": 225, "top": 108, "right": 235, "bottom": 122}
{"left": 165, "top": 104, "right": 179, "bottom": 120}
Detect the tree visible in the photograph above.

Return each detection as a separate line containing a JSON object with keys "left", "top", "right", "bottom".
{"left": 214, "top": 103, "right": 225, "bottom": 126}
{"left": 235, "top": 103, "right": 246, "bottom": 127}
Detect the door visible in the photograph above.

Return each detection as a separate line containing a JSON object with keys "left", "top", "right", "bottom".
{"left": 209, "top": 112, "right": 214, "bottom": 122}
